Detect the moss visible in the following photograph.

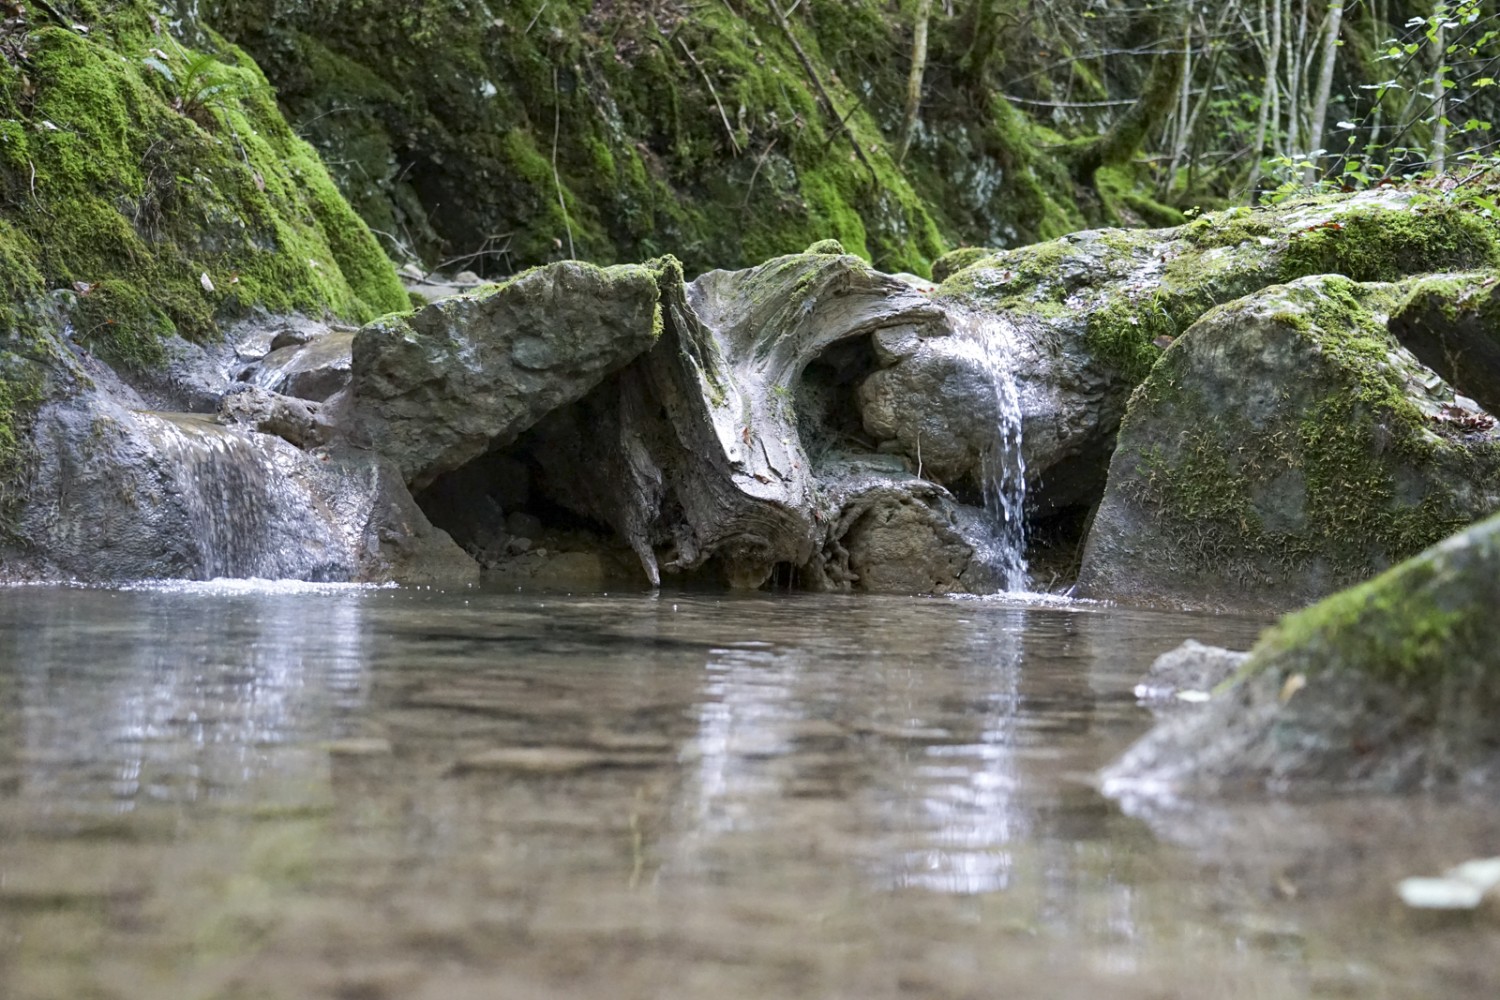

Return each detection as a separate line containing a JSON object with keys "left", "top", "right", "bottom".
{"left": 1096, "top": 165, "right": 1186, "bottom": 228}
{"left": 1278, "top": 203, "right": 1500, "bottom": 283}
{"left": 1246, "top": 511, "right": 1500, "bottom": 691}
{"left": 1114, "top": 275, "right": 1500, "bottom": 596}
{"left": 804, "top": 239, "right": 846, "bottom": 256}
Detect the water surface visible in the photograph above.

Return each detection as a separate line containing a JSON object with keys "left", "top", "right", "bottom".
{"left": 1, "top": 585, "right": 1496, "bottom": 999}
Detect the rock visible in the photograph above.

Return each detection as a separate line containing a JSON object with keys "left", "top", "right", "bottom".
{"left": 505, "top": 511, "right": 544, "bottom": 540}
{"left": 453, "top": 270, "right": 484, "bottom": 286}
{"left": 1078, "top": 274, "right": 1500, "bottom": 611}
{"left": 935, "top": 191, "right": 1500, "bottom": 521}
{"left": 1102, "top": 510, "right": 1500, "bottom": 794}
{"left": 11, "top": 388, "right": 476, "bottom": 585}
{"left": 268, "top": 326, "right": 315, "bottom": 353}
{"left": 343, "top": 260, "right": 663, "bottom": 490}
{"left": 247, "top": 329, "right": 357, "bottom": 402}
{"left": 218, "top": 385, "right": 328, "bottom": 450}
{"left": 1389, "top": 275, "right": 1500, "bottom": 416}
{"left": 496, "top": 252, "right": 954, "bottom": 589}
{"left": 1133, "top": 640, "right": 1250, "bottom": 710}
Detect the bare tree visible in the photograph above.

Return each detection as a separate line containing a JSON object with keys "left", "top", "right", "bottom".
{"left": 897, "top": 0, "right": 934, "bottom": 164}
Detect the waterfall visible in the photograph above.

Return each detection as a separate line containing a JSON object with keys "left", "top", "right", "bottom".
{"left": 947, "top": 309, "right": 1029, "bottom": 592}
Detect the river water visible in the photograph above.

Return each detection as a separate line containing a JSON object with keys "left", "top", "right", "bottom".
{"left": 1, "top": 583, "right": 1497, "bottom": 999}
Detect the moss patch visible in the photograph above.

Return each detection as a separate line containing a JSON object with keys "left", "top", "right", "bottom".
{"left": 1246, "top": 509, "right": 1500, "bottom": 691}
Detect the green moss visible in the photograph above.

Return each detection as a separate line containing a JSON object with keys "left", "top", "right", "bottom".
{"left": 1246, "top": 512, "right": 1500, "bottom": 690}
{"left": 1279, "top": 203, "right": 1500, "bottom": 283}
{"left": 0, "top": 4, "right": 407, "bottom": 501}
{"left": 1097, "top": 165, "right": 1187, "bottom": 228}
{"left": 1114, "top": 275, "right": 1499, "bottom": 595}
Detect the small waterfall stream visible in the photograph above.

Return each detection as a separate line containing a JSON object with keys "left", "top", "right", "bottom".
{"left": 947, "top": 309, "right": 1029, "bottom": 592}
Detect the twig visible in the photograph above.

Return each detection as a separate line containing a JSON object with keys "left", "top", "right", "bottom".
{"left": 551, "top": 68, "right": 575, "bottom": 260}
{"left": 763, "top": 0, "right": 878, "bottom": 184}
{"left": 678, "top": 37, "right": 740, "bottom": 155}
{"left": 525, "top": 1, "right": 549, "bottom": 35}
{"left": 741, "top": 137, "right": 778, "bottom": 207}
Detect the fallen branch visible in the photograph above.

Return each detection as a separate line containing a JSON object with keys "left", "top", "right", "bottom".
{"left": 678, "top": 37, "right": 741, "bottom": 156}
{"left": 763, "top": 0, "right": 878, "bottom": 184}
{"left": 551, "top": 67, "right": 576, "bottom": 260}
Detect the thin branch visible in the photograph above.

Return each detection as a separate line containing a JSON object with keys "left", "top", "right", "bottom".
{"left": 764, "top": 0, "right": 878, "bottom": 183}
{"left": 678, "top": 37, "right": 741, "bottom": 155}
{"left": 551, "top": 67, "right": 575, "bottom": 260}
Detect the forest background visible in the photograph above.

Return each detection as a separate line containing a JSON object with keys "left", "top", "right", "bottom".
{"left": 181, "top": 0, "right": 1500, "bottom": 279}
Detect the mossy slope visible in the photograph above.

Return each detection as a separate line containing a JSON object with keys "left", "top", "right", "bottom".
{"left": 208, "top": 0, "right": 1097, "bottom": 278}
{"left": 0, "top": 1, "right": 406, "bottom": 495}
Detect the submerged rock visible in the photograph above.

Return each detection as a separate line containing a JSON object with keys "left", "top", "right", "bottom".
{"left": 1132, "top": 640, "right": 1250, "bottom": 711}
{"left": 1078, "top": 274, "right": 1500, "bottom": 611}
{"left": 1103, "top": 511, "right": 1500, "bottom": 794}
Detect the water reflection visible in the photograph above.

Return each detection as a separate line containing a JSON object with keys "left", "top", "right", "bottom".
{"left": 2, "top": 588, "right": 1496, "bottom": 1000}
{"left": 1, "top": 585, "right": 370, "bottom": 823}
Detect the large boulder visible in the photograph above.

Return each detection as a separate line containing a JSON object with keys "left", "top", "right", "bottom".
{"left": 1103, "top": 510, "right": 1500, "bottom": 793}
{"left": 13, "top": 384, "right": 474, "bottom": 584}
{"left": 1078, "top": 274, "right": 1500, "bottom": 611}
{"left": 342, "top": 261, "right": 663, "bottom": 490}
{"left": 1389, "top": 275, "right": 1500, "bottom": 415}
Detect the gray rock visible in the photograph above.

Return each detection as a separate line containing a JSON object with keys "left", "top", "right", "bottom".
{"left": 505, "top": 511, "right": 544, "bottom": 540}
{"left": 1103, "top": 510, "right": 1500, "bottom": 794}
{"left": 218, "top": 385, "right": 327, "bottom": 449}
{"left": 344, "top": 260, "right": 662, "bottom": 490}
{"left": 11, "top": 389, "right": 475, "bottom": 585}
{"left": 248, "top": 329, "right": 356, "bottom": 402}
{"left": 1133, "top": 640, "right": 1250, "bottom": 711}
{"left": 1389, "top": 275, "right": 1500, "bottom": 416}
{"left": 1078, "top": 275, "right": 1500, "bottom": 612}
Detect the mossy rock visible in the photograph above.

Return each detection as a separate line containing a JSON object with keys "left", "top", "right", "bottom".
{"left": 1078, "top": 274, "right": 1500, "bottom": 612}
{"left": 0, "top": 3, "right": 406, "bottom": 511}
{"left": 1104, "top": 509, "right": 1500, "bottom": 792}
{"left": 941, "top": 191, "right": 1500, "bottom": 390}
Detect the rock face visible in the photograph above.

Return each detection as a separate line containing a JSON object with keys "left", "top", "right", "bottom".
{"left": 482, "top": 252, "right": 970, "bottom": 589}
{"left": 16, "top": 386, "right": 472, "bottom": 585}
{"left": 1077, "top": 274, "right": 1500, "bottom": 611}
{"left": 1103, "top": 510, "right": 1500, "bottom": 793}
{"left": 930, "top": 191, "right": 1500, "bottom": 524}
{"left": 345, "top": 261, "right": 663, "bottom": 490}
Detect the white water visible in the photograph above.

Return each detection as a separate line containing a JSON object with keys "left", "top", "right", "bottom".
{"left": 947, "top": 309, "right": 1029, "bottom": 592}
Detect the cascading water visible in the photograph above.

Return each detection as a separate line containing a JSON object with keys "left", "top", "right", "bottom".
{"left": 946, "top": 308, "right": 1029, "bottom": 592}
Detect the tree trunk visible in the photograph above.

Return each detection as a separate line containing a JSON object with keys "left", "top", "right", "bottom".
{"left": 1071, "top": 2, "right": 1193, "bottom": 185}
{"left": 1247, "top": 0, "right": 1283, "bottom": 197}
{"left": 1431, "top": 11, "right": 1447, "bottom": 172}
{"left": 1306, "top": 2, "right": 1345, "bottom": 183}
{"left": 896, "top": 0, "right": 934, "bottom": 164}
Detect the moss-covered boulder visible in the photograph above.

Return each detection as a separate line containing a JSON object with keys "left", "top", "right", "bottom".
{"left": 1389, "top": 275, "right": 1500, "bottom": 415}
{"left": 1102, "top": 510, "right": 1500, "bottom": 793}
{"left": 1077, "top": 274, "right": 1500, "bottom": 611}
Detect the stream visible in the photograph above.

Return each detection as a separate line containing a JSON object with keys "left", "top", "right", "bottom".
{"left": 1, "top": 583, "right": 1497, "bottom": 999}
